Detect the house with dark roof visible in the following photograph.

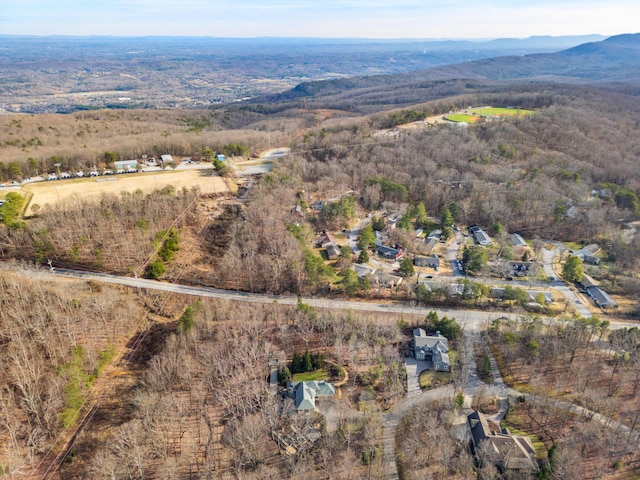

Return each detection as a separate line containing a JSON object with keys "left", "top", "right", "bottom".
{"left": 413, "top": 328, "right": 450, "bottom": 371}
{"left": 468, "top": 411, "right": 538, "bottom": 473}
{"left": 413, "top": 256, "right": 440, "bottom": 269}
{"left": 469, "top": 225, "right": 492, "bottom": 246}
{"left": 377, "top": 245, "right": 403, "bottom": 260}
{"left": 293, "top": 381, "right": 336, "bottom": 412}
{"left": 580, "top": 275, "right": 617, "bottom": 309}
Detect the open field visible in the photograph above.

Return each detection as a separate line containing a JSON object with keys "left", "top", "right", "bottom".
{"left": 444, "top": 107, "right": 535, "bottom": 123}
{"left": 469, "top": 107, "right": 535, "bottom": 116}
{"left": 16, "top": 168, "right": 229, "bottom": 215}
{"left": 444, "top": 113, "right": 482, "bottom": 123}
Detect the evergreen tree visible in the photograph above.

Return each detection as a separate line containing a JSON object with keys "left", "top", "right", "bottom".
{"left": 290, "top": 351, "right": 302, "bottom": 374}
{"left": 303, "top": 349, "right": 313, "bottom": 372}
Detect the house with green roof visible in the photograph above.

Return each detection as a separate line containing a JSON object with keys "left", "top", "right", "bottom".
{"left": 293, "top": 381, "right": 336, "bottom": 412}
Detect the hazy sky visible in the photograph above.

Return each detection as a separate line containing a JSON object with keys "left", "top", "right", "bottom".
{"left": 0, "top": 0, "right": 638, "bottom": 38}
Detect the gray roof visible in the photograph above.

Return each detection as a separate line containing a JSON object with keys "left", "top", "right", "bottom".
{"left": 580, "top": 274, "right": 598, "bottom": 288}
{"left": 413, "top": 329, "right": 449, "bottom": 351}
{"left": 473, "top": 229, "right": 492, "bottom": 245}
{"left": 293, "top": 381, "right": 336, "bottom": 411}
{"left": 414, "top": 256, "right": 440, "bottom": 268}
{"left": 468, "top": 411, "right": 538, "bottom": 472}
{"left": 586, "top": 286, "right": 617, "bottom": 308}
{"left": 377, "top": 245, "right": 402, "bottom": 258}
{"left": 510, "top": 233, "right": 527, "bottom": 247}
{"left": 353, "top": 264, "right": 376, "bottom": 278}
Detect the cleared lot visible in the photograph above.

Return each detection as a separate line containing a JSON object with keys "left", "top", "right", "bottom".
{"left": 19, "top": 168, "right": 229, "bottom": 215}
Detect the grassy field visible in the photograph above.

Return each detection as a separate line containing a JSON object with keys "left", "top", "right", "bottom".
{"left": 445, "top": 107, "right": 535, "bottom": 123}
{"left": 17, "top": 167, "right": 229, "bottom": 215}
{"left": 444, "top": 113, "right": 481, "bottom": 123}
{"left": 292, "top": 369, "right": 329, "bottom": 382}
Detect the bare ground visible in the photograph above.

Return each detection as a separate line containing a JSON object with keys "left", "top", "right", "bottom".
{"left": 20, "top": 168, "right": 229, "bottom": 215}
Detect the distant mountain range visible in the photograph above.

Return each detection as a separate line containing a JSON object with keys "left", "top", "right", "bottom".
{"left": 263, "top": 33, "right": 640, "bottom": 104}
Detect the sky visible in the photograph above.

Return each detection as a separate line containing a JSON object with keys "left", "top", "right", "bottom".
{"left": 0, "top": 0, "right": 638, "bottom": 38}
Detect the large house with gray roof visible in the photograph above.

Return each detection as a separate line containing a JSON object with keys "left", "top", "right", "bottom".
{"left": 468, "top": 411, "right": 538, "bottom": 473}
{"left": 413, "top": 328, "right": 450, "bottom": 372}
{"left": 293, "top": 381, "right": 336, "bottom": 412}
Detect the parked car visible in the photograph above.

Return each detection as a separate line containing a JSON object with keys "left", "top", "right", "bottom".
{"left": 47, "top": 174, "right": 58, "bottom": 181}
{"left": 61, "top": 172, "right": 72, "bottom": 179}
{"left": 90, "top": 171, "right": 99, "bottom": 177}
{"left": 76, "top": 171, "right": 84, "bottom": 178}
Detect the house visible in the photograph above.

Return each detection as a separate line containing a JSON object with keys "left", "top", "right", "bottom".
{"left": 326, "top": 243, "right": 341, "bottom": 259}
{"left": 510, "top": 233, "right": 527, "bottom": 248}
{"left": 413, "top": 256, "right": 440, "bottom": 269}
{"left": 587, "top": 286, "right": 617, "bottom": 309}
{"left": 317, "top": 232, "right": 337, "bottom": 248}
{"left": 470, "top": 227, "right": 492, "bottom": 246}
{"left": 571, "top": 244, "right": 601, "bottom": 265}
{"left": 413, "top": 328, "right": 450, "bottom": 371}
{"left": 373, "top": 271, "right": 403, "bottom": 288}
{"left": 353, "top": 264, "right": 376, "bottom": 278}
{"left": 377, "top": 245, "right": 403, "bottom": 260}
{"left": 468, "top": 411, "right": 538, "bottom": 473}
{"left": 293, "top": 381, "right": 336, "bottom": 412}
{"left": 424, "top": 237, "right": 439, "bottom": 253}
{"left": 160, "top": 154, "right": 174, "bottom": 164}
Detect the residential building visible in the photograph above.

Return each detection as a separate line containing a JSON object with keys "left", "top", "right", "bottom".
{"left": 412, "top": 328, "right": 450, "bottom": 371}
{"left": 413, "top": 256, "right": 440, "bottom": 269}
{"left": 510, "top": 233, "right": 527, "bottom": 248}
{"left": 377, "top": 245, "right": 403, "bottom": 260}
{"left": 468, "top": 411, "right": 538, "bottom": 473}
{"left": 293, "top": 381, "right": 336, "bottom": 412}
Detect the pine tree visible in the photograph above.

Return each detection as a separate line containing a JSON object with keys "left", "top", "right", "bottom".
{"left": 303, "top": 349, "right": 313, "bottom": 372}
{"left": 290, "top": 351, "right": 302, "bottom": 374}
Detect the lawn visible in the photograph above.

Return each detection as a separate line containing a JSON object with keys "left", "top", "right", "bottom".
{"left": 418, "top": 369, "right": 452, "bottom": 389}
{"left": 292, "top": 369, "right": 329, "bottom": 382}
{"left": 469, "top": 107, "right": 535, "bottom": 117}
{"left": 444, "top": 113, "right": 481, "bottom": 123}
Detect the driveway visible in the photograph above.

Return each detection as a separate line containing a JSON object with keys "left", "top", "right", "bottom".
{"left": 541, "top": 247, "right": 592, "bottom": 318}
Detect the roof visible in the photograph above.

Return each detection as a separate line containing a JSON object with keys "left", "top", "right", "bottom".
{"left": 293, "top": 381, "right": 336, "bottom": 411}
{"left": 414, "top": 256, "right": 440, "bottom": 268}
{"left": 160, "top": 154, "right": 174, "bottom": 162}
{"left": 377, "top": 245, "right": 402, "bottom": 258}
{"left": 587, "top": 286, "right": 617, "bottom": 307}
{"left": 473, "top": 229, "right": 492, "bottom": 245}
{"left": 580, "top": 274, "right": 598, "bottom": 288}
{"left": 326, "top": 243, "right": 341, "bottom": 259}
{"left": 294, "top": 382, "right": 317, "bottom": 411}
{"left": 353, "top": 264, "right": 376, "bottom": 278}
{"left": 413, "top": 329, "right": 449, "bottom": 351}
{"left": 510, "top": 233, "right": 527, "bottom": 247}
{"left": 468, "top": 411, "right": 538, "bottom": 472}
